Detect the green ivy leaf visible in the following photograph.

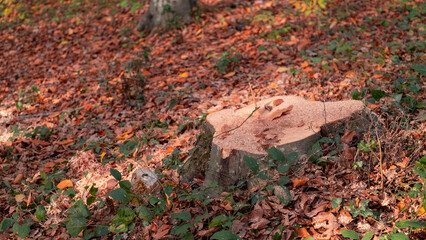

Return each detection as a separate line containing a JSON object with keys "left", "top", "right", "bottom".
{"left": 171, "top": 223, "right": 191, "bottom": 237}
{"left": 136, "top": 205, "right": 153, "bottom": 222}
{"left": 0, "top": 218, "right": 14, "bottom": 231}
{"left": 193, "top": 213, "right": 210, "bottom": 223}
{"left": 35, "top": 205, "right": 46, "bottom": 221}
{"left": 86, "top": 196, "right": 96, "bottom": 205}
{"left": 243, "top": 156, "right": 259, "bottom": 174}
{"left": 211, "top": 230, "right": 240, "bottom": 240}
{"left": 341, "top": 230, "right": 359, "bottom": 239}
{"left": 94, "top": 225, "right": 110, "bottom": 237}
{"left": 12, "top": 223, "right": 30, "bottom": 239}
{"left": 66, "top": 217, "right": 87, "bottom": 237}
{"left": 170, "top": 211, "right": 191, "bottom": 222}
{"left": 109, "top": 188, "right": 130, "bottom": 203}
{"left": 277, "top": 164, "right": 289, "bottom": 173}
{"left": 68, "top": 199, "right": 90, "bottom": 218}
{"left": 209, "top": 215, "right": 228, "bottom": 228}
{"left": 332, "top": 198, "right": 342, "bottom": 209}
{"left": 371, "top": 89, "right": 385, "bottom": 101}
{"left": 411, "top": 63, "right": 426, "bottom": 76}
{"left": 286, "top": 152, "right": 298, "bottom": 164}
{"left": 15, "top": 101, "right": 23, "bottom": 110}
{"left": 113, "top": 206, "right": 135, "bottom": 225}
{"left": 278, "top": 176, "right": 290, "bottom": 186}
{"left": 395, "top": 219, "right": 425, "bottom": 229}
{"left": 119, "top": 180, "right": 132, "bottom": 191}
{"left": 389, "top": 232, "right": 409, "bottom": 240}
{"left": 358, "top": 140, "right": 371, "bottom": 152}
{"left": 110, "top": 168, "right": 122, "bottom": 181}
{"left": 267, "top": 147, "right": 286, "bottom": 161}
{"left": 361, "top": 231, "right": 374, "bottom": 240}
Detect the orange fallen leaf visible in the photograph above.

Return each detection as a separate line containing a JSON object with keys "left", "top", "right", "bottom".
{"left": 162, "top": 146, "right": 174, "bottom": 154}
{"left": 116, "top": 128, "right": 134, "bottom": 140}
{"left": 179, "top": 72, "right": 189, "bottom": 78}
{"left": 268, "top": 82, "right": 279, "bottom": 89}
{"left": 367, "top": 103, "right": 380, "bottom": 110}
{"left": 417, "top": 206, "right": 425, "bottom": 216}
{"left": 301, "top": 61, "right": 309, "bottom": 68}
{"left": 27, "top": 191, "right": 32, "bottom": 207}
{"left": 223, "top": 72, "right": 235, "bottom": 78}
{"left": 332, "top": 62, "right": 339, "bottom": 71}
{"left": 116, "top": 132, "right": 134, "bottom": 140}
{"left": 296, "top": 227, "right": 311, "bottom": 238}
{"left": 57, "top": 180, "right": 73, "bottom": 189}
{"left": 220, "top": 200, "right": 233, "bottom": 211}
{"left": 397, "top": 201, "right": 406, "bottom": 210}
{"left": 30, "top": 139, "right": 50, "bottom": 146}
{"left": 303, "top": 67, "right": 312, "bottom": 73}
{"left": 142, "top": 70, "right": 150, "bottom": 76}
{"left": 57, "top": 139, "right": 75, "bottom": 145}
{"left": 292, "top": 176, "right": 309, "bottom": 188}
{"left": 344, "top": 70, "right": 356, "bottom": 79}
{"left": 276, "top": 67, "right": 289, "bottom": 73}
{"left": 396, "top": 157, "right": 410, "bottom": 168}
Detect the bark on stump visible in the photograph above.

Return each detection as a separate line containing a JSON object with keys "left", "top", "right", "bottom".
{"left": 136, "top": 0, "right": 195, "bottom": 31}
{"left": 182, "top": 96, "right": 373, "bottom": 190}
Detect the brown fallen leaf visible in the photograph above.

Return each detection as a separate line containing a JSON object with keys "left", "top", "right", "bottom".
{"left": 312, "top": 212, "right": 338, "bottom": 240}
{"left": 250, "top": 218, "right": 270, "bottom": 229}
{"left": 13, "top": 173, "right": 24, "bottom": 184}
{"left": 249, "top": 203, "right": 264, "bottom": 222}
{"left": 338, "top": 210, "right": 353, "bottom": 225}
{"left": 152, "top": 224, "right": 172, "bottom": 239}
{"left": 273, "top": 99, "right": 284, "bottom": 106}
{"left": 15, "top": 194, "right": 26, "bottom": 203}
{"left": 341, "top": 130, "right": 356, "bottom": 144}
{"left": 197, "top": 227, "right": 217, "bottom": 237}
{"left": 343, "top": 148, "right": 354, "bottom": 161}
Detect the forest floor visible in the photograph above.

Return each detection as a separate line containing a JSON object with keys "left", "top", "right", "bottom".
{"left": 0, "top": 0, "right": 425, "bottom": 239}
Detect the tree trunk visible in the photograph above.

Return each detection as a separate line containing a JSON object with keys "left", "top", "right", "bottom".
{"left": 136, "top": 0, "right": 195, "bottom": 31}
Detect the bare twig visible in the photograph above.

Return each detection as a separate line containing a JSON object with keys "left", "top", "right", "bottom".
{"left": 214, "top": 107, "right": 260, "bottom": 139}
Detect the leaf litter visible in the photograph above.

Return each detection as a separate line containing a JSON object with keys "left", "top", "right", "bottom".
{"left": 0, "top": 0, "right": 425, "bottom": 239}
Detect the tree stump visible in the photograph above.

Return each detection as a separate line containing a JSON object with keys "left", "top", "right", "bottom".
{"left": 136, "top": 0, "right": 195, "bottom": 31}
{"left": 182, "top": 96, "right": 372, "bottom": 189}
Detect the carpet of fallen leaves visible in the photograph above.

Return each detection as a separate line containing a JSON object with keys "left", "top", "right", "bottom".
{"left": 0, "top": 0, "right": 425, "bottom": 239}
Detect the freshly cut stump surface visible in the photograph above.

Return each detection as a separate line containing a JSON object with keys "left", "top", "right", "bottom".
{"left": 183, "top": 96, "right": 370, "bottom": 189}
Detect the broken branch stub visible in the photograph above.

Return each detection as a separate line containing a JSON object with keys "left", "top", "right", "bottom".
{"left": 182, "top": 96, "right": 371, "bottom": 188}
